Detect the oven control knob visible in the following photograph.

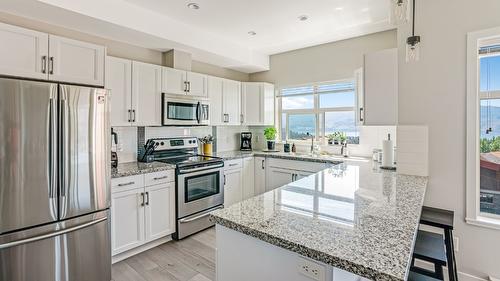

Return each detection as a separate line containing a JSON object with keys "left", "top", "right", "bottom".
{"left": 160, "top": 142, "right": 165, "bottom": 146}
{"left": 155, "top": 142, "right": 159, "bottom": 146}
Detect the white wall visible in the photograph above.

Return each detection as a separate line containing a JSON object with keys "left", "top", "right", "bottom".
{"left": 397, "top": 0, "right": 500, "bottom": 279}
{"left": 249, "top": 30, "right": 396, "bottom": 88}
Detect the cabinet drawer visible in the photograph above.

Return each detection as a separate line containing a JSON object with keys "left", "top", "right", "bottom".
{"left": 144, "top": 170, "right": 175, "bottom": 186}
{"left": 224, "top": 159, "right": 242, "bottom": 171}
{"left": 111, "top": 175, "right": 144, "bottom": 193}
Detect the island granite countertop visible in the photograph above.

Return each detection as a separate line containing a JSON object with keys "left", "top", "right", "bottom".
{"left": 111, "top": 161, "right": 175, "bottom": 178}
{"left": 210, "top": 160, "right": 428, "bottom": 281}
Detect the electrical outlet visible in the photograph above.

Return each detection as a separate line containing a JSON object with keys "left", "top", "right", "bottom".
{"left": 297, "top": 257, "right": 325, "bottom": 281}
{"left": 454, "top": 236, "right": 459, "bottom": 252}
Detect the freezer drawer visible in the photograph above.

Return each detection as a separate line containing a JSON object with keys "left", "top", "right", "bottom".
{"left": 0, "top": 211, "right": 111, "bottom": 281}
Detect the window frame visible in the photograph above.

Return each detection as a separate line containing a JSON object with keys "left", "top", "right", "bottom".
{"left": 278, "top": 79, "right": 358, "bottom": 144}
{"left": 466, "top": 26, "right": 500, "bottom": 230}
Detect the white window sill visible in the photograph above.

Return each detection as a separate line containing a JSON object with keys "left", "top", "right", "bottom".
{"left": 466, "top": 216, "right": 500, "bottom": 230}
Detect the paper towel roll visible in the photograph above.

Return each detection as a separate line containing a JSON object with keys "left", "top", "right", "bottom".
{"left": 382, "top": 139, "right": 394, "bottom": 167}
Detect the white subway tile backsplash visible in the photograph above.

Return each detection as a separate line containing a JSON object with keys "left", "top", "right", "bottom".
{"left": 112, "top": 127, "right": 137, "bottom": 163}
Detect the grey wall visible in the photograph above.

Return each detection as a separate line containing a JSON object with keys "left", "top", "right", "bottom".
{"left": 0, "top": 11, "right": 249, "bottom": 81}
{"left": 249, "top": 30, "right": 397, "bottom": 88}
{"left": 397, "top": 0, "right": 500, "bottom": 279}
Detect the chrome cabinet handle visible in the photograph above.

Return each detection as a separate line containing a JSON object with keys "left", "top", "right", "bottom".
{"left": 187, "top": 81, "right": 191, "bottom": 92}
{"left": 359, "top": 107, "right": 364, "bottom": 122}
{"left": 117, "top": 182, "right": 135, "bottom": 187}
{"left": 128, "top": 109, "right": 132, "bottom": 122}
{"left": 132, "top": 110, "right": 136, "bottom": 122}
{"left": 140, "top": 192, "right": 145, "bottom": 207}
{"left": 42, "top": 56, "right": 47, "bottom": 74}
{"left": 224, "top": 175, "right": 226, "bottom": 185}
{"left": 261, "top": 160, "right": 265, "bottom": 170}
{"left": 228, "top": 163, "right": 238, "bottom": 167}
{"left": 153, "top": 176, "right": 169, "bottom": 180}
{"left": 145, "top": 192, "right": 150, "bottom": 206}
{"left": 184, "top": 81, "right": 188, "bottom": 93}
{"left": 49, "top": 57, "right": 54, "bottom": 75}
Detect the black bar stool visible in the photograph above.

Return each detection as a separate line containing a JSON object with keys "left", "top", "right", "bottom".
{"left": 409, "top": 271, "right": 442, "bottom": 281}
{"left": 411, "top": 206, "right": 458, "bottom": 281}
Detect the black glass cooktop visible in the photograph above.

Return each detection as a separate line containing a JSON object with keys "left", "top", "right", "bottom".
{"left": 158, "top": 154, "right": 223, "bottom": 167}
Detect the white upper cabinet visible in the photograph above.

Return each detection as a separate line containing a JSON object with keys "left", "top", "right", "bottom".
{"left": 222, "top": 79, "right": 241, "bottom": 125}
{"left": 162, "top": 67, "right": 186, "bottom": 95}
{"left": 363, "top": 48, "right": 398, "bottom": 125}
{"left": 0, "top": 23, "right": 49, "bottom": 80}
{"left": 241, "top": 82, "right": 275, "bottom": 126}
{"left": 48, "top": 35, "right": 105, "bottom": 86}
{"left": 208, "top": 76, "right": 224, "bottom": 125}
{"left": 106, "top": 56, "right": 132, "bottom": 127}
{"left": 132, "top": 61, "right": 162, "bottom": 126}
{"left": 186, "top": 71, "right": 207, "bottom": 97}
{"left": 354, "top": 67, "right": 364, "bottom": 126}
{"left": 162, "top": 67, "right": 207, "bottom": 97}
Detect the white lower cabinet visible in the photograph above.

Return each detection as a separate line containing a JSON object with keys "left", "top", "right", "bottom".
{"left": 111, "top": 188, "right": 145, "bottom": 255}
{"left": 111, "top": 172, "right": 175, "bottom": 256}
{"left": 267, "top": 167, "right": 295, "bottom": 192}
{"left": 242, "top": 157, "right": 255, "bottom": 200}
{"left": 254, "top": 157, "right": 266, "bottom": 195}
{"left": 224, "top": 160, "right": 243, "bottom": 207}
{"left": 266, "top": 158, "right": 330, "bottom": 190}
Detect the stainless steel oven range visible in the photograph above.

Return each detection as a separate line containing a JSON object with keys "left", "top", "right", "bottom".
{"left": 142, "top": 137, "right": 224, "bottom": 240}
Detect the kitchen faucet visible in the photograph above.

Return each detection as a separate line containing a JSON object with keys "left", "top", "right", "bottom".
{"left": 341, "top": 141, "right": 349, "bottom": 157}
{"left": 307, "top": 132, "right": 314, "bottom": 154}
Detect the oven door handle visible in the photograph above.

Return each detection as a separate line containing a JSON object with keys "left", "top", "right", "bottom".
{"left": 179, "top": 205, "right": 224, "bottom": 223}
{"left": 178, "top": 163, "right": 224, "bottom": 174}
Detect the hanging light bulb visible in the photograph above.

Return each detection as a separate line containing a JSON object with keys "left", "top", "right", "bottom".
{"left": 391, "top": 0, "right": 409, "bottom": 24}
{"left": 406, "top": 0, "right": 421, "bottom": 62}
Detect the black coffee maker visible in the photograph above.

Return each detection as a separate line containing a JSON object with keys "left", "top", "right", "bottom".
{"left": 240, "top": 132, "right": 252, "bottom": 151}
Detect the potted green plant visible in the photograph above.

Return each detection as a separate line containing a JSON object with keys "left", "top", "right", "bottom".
{"left": 338, "top": 132, "right": 347, "bottom": 145}
{"left": 264, "top": 127, "right": 277, "bottom": 150}
{"left": 327, "top": 134, "right": 336, "bottom": 145}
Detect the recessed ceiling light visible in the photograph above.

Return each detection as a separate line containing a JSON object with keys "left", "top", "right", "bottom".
{"left": 187, "top": 3, "right": 200, "bottom": 10}
{"left": 335, "top": 7, "right": 344, "bottom": 11}
{"left": 298, "top": 15, "right": 309, "bottom": 21}
{"left": 248, "top": 31, "right": 257, "bottom": 36}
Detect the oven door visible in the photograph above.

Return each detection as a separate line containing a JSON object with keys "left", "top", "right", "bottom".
{"left": 162, "top": 94, "right": 210, "bottom": 126}
{"left": 177, "top": 165, "right": 224, "bottom": 218}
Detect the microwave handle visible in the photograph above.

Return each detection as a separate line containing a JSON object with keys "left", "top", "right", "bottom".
{"left": 196, "top": 101, "right": 201, "bottom": 124}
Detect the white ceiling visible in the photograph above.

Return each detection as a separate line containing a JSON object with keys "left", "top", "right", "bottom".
{"left": 123, "top": 0, "right": 393, "bottom": 55}
{"left": 0, "top": 0, "right": 394, "bottom": 73}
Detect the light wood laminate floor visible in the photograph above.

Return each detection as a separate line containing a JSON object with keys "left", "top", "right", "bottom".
{"left": 112, "top": 227, "right": 216, "bottom": 281}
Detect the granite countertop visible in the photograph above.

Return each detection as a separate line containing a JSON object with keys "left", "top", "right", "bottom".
{"left": 210, "top": 160, "right": 428, "bottom": 281}
{"left": 111, "top": 161, "right": 176, "bottom": 178}
{"left": 213, "top": 150, "right": 360, "bottom": 165}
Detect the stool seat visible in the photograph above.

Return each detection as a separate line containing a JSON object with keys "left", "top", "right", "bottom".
{"left": 413, "top": 230, "right": 447, "bottom": 266}
{"left": 409, "top": 271, "right": 442, "bottom": 281}
{"left": 420, "top": 206, "right": 454, "bottom": 230}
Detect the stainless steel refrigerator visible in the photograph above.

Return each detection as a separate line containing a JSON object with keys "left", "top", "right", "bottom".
{"left": 0, "top": 77, "right": 111, "bottom": 281}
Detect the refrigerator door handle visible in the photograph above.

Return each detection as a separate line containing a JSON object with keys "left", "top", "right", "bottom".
{"left": 60, "top": 98, "right": 68, "bottom": 198}
{"left": 48, "top": 96, "right": 57, "bottom": 199}
{"left": 0, "top": 216, "right": 107, "bottom": 250}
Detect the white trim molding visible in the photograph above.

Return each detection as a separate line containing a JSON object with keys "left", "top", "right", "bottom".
{"left": 466, "top": 26, "right": 500, "bottom": 229}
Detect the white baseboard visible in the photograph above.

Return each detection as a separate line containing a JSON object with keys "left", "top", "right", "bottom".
{"left": 112, "top": 236, "right": 172, "bottom": 264}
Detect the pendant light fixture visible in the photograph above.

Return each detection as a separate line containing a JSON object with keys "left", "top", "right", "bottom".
{"left": 391, "top": 0, "right": 409, "bottom": 24}
{"left": 406, "top": 0, "right": 421, "bottom": 62}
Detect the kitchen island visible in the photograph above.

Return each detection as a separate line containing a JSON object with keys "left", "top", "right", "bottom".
{"left": 210, "top": 160, "right": 428, "bottom": 281}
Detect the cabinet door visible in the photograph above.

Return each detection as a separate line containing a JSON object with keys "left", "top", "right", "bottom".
{"left": 186, "top": 72, "right": 207, "bottom": 97}
{"left": 162, "top": 67, "right": 186, "bottom": 95}
{"left": 263, "top": 83, "right": 275, "bottom": 126}
{"left": 111, "top": 188, "right": 145, "bottom": 255}
{"left": 241, "top": 83, "right": 262, "bottom": 125}
{"left": 224, "top": 169, "right": 243, "bottom": 207}
{"left": 106, "top": 56, "right": 132, "bottom": 127}
{"left": 144, "top": 182, "right": 175, "bottom": 242}
{"left": 254, "top": 157, "right": 266, "bottom": 195}
{"left": 208, "top": 76, "right": 224, "bottom": 125}
{"left": 354, "top": 67, "right": 365, "bottom": 126}
{"left": 0, "top": 23, "right": 49, "bottom": 80}
{"left": 363, "top": 48, "right": 398, "bottom": 125}
{"left": 242, "top": 157, "right": 255, "bottom": 200}
{"left": 296, "top": 171, "right": 313, "bottom": 181}
{"left": 48, "top": 35, "right": 105, "bottom": 86}
{"left": 132, "top": 61, "right": 162, "bottom": 126}
{"left": 266, "top": 167, "right": 294, "bottom": 191}
{"left": 223, "top": 79, "right": 241, "bottom": 125}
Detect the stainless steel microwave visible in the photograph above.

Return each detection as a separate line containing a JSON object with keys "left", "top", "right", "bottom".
{"left": 162, "top": 94, "right": 210, "bottom": 126}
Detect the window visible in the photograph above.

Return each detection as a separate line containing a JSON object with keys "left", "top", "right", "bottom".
{"left": 466, "top": 27, "right": 500, "bottom": 229}
{"left": 278, "top": 80, "right": 359, "bottom": 144}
